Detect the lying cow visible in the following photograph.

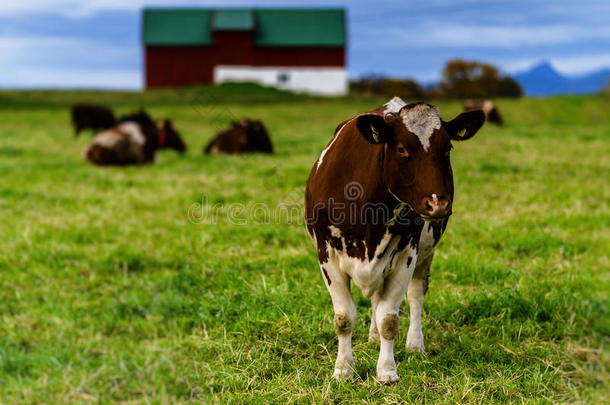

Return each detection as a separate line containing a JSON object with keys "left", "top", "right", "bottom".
{"left": 71, "top": 103, "right": 116, "bottom": 136}
{"left": 305, "top": 97, "right": 484, "bottom": 383}
{"left": 155, "top": 118, "right": 187, "bottom": 153}
{"left": 84, "top": 110, "right": 185, "bottom": 166}
{"left": 203, "top": 119, "right": 273, "bottom": 154}
{"left": 464, "top": 99, "right": 503, "bottom": 126}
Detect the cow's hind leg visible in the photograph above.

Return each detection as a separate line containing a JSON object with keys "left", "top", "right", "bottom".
{"left": 374, "top": 260, "right": 414, "bottom": 384}
{"left": 320, "top": 263, "right": 356, "bottom": 381}
{"left": 368, "top": 291, "right": 380, "bottom": 343}
{"left": 406, "top": 254, "right": 432, "bottom": 353}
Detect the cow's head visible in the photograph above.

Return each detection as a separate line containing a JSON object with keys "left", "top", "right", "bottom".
{"left": 157, "top": 119, "right": 186, "bottom": 153}
{"left": 356, "top": 102, "right": 484, "bottom": 220}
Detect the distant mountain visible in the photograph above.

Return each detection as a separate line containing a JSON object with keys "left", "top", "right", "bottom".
{"left": 514, "top": 61, "right": 610, "bottom": 96}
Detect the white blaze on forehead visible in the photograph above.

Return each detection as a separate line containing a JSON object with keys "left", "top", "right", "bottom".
{"left": 400, "top": 104, "right": 441, "bottom": 151}
{"left": 383, "top": 96, "right": 407, "bottom": 116}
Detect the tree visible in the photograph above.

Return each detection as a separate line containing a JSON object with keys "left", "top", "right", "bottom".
{"left": 439, "top": 59, "right": 522, "bottom": 99}
{"left": 498, "top": 76, "right": 523, "bottom": 98}
{"left": 350, "top": 74, "right": 426, "bottom": 100}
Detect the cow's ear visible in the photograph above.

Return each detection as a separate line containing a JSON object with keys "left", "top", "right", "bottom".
{"left": 356, "top": 114, "right": 393, "bottom": 144}
{"left": 444, "top": 110, "right": 485, "bottom": 141}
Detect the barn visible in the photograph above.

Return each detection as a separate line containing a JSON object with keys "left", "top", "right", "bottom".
{"left": 142, "top": 8, "right": 347, "bottom": 95}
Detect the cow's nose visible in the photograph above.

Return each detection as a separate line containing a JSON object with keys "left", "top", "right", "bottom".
{"left": 422, "top": 195, "right": 451, "bottom": 218}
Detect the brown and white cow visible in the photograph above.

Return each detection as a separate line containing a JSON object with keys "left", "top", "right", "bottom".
{"left": 203, "top": 119, "right": 273, "bottom": 154}
{"left": 305, "top": 97, "right": 484, "bottom": 383}
{"left": 84, "top": 110, "right": 185, "bottom": 166}
{"left": 464, "top": 99, "right": 503, "bottom": 126}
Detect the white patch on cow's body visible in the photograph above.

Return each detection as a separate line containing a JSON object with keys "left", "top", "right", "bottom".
{"left": 117, "top": 122, "right": 146, "bottom": 146}
{"left": 400, "top": 104, "right": 441, "bottom": 151}
{"left": 383, "top": 96, "right": 407, "bottom": 116}
{"left": 329, "top": 225, "right": 342, "bottom": 239}
{"left": 418, "top": 222, "right": 436, "bottom": 260}
{"left": 88, "top": 129, "right": 122, "bottom": 149}
{"left": 320, "top": 204, "right": 412, "bottom": 299}
{"left": 316, "top": 115, "right": 358, "bottom": 170}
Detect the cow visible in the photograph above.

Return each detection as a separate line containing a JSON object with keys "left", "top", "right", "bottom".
{"left": 155, "top": 119, "right": 187, "bottom": 153}
{"left": 71, "top": 103, "right": 116, "bottom": 136}
{"left": 464, "top": 99, "right": 503, "bottom": 126}
{"left": 305, "top": 97, "right": 485, "bottom": 384}
{"left": 203, "top": 119, "right": 273, "bottom": 154}
{"left": 84, "top": 110, "right": 186, "bottom": 166}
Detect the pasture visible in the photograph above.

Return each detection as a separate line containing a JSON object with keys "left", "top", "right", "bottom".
{"left": 0, "top": 86, "right": 608, "bottom": 403}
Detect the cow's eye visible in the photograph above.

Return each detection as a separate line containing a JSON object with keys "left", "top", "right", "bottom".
{"left": 397, "top": 146, "right": 409, "bottom": 157}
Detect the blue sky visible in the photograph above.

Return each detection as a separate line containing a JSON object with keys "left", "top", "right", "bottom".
{"left": 1, "top": 0, "right": 609, "bottom": 89}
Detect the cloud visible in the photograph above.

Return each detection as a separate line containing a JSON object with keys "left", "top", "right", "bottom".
{"left": 0, "top": 67, "right": 141, "bottom": 89}
{"left": 355, "top": 24, "right": 610, "bottom": 50}
{"left": 0, "top": 34, "right": 140, "bottom": 88}
{"left": 0, "top": 0, "right": 357, "bottom": 18}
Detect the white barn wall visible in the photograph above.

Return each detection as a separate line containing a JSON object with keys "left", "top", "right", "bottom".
{"left": 214, "top": 66, "right": 347, "bottom": 95}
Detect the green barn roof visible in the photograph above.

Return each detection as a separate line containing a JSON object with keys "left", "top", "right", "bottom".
{"left": 143, "top": 9, "right": 212, "bottom": 45}
{"left": 213, "top": 9, "right": 255, "bottom": 30}
{"left": 143, "top": 8, "right": 346, "bottom": 47}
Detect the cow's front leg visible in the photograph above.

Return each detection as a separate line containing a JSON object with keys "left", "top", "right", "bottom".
{"left": 374, "top": 259, "right": 414, "bottom": 384}
{"left": 406, "top": 254, "right": 432, "bottom": 353}
{"left": 320, "top": 264, "right": 357, "bottom": 381}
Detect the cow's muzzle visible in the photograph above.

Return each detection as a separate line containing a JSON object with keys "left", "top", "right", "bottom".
{"left": 421, "top": 195, "right": 451, "bottom": 220}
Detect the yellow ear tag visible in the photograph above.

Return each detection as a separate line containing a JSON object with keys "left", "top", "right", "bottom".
{"left": 370, "top": 124, "right": 380, "bottom": 143}
{"left": 457, "top": 128, "right": 467, "bottom": 138}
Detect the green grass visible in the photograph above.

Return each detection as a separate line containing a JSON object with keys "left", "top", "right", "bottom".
{"left": 0, "top": 86, "right": 608, "bottom": 403}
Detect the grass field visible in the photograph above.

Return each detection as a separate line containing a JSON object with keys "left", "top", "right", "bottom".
{"left": 0, "top": 85, "right": 608, "bottom": 403}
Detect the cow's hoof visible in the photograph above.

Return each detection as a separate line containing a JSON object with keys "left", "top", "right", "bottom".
{"left": 332, "top": 367, "right": 354, "bottom": 381}
{"left": 376, "top": 369, "right": 400, "bottom": 384}
{"left": 406, "top": 333, "right": 425, "bottom": 353}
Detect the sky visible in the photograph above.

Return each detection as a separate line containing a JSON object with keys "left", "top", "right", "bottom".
{"left": 1, "top": 0, "right": 609, "bottom": 89}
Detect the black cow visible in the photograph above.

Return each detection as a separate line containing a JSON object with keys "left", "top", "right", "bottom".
{"left": 71, "top": 103, "right": 116, "bottom": 136}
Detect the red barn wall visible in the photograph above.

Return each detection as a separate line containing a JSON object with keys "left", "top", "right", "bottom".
{"left": 145, "top": 31, "right": 346, "bottom": 88}
{"left": 252, "top": 47, "right": 345, "bottom": 67}
{"left": 212, "top": 31, "right": 255, "bottom": 65}
{"left": 146, "top": 47, "right": 216, "bottom": 88}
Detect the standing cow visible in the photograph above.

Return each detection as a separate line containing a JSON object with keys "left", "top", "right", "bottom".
{"left": 305, "top": 97, "right": 484, "bottom": 383}
{"left": 71, "top": 103, "right": 116, "bottom": 136}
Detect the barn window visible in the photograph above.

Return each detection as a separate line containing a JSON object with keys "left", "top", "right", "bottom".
{"left": 277, "top": 72, "right": 290, "bottom": 84}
